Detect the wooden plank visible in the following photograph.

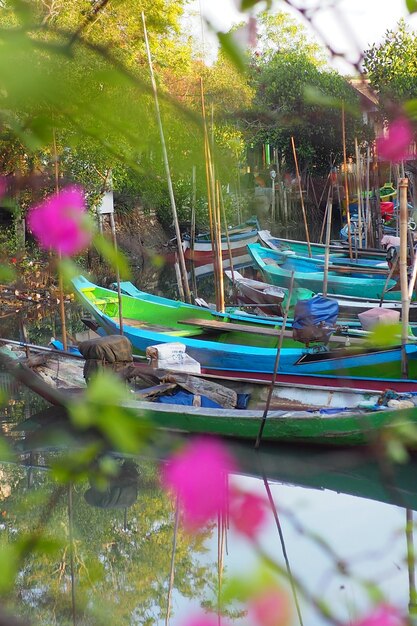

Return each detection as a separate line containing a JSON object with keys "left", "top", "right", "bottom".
{"left": 179, "top": 318, "right": 364, "bottom": 344}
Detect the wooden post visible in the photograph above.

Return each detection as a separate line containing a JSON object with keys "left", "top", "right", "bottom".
{"left": 322, "top": 188, "right": 333, "bottom": 297}
{"left": 142, "top": 12, "right": 191, "bottom": 304}
{"left": 342, "top": 106, "right": 353, "bottom": 259}
{"left": 400, "top": 178, "right": 409, "bottom": 378}
{"left": 291, "top": 136, "right": 311, "bottom": 257}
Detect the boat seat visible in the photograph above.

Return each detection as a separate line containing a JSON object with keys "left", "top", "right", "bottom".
{"left": 113, "top": 318, "right": 203, "bottom": 337}
{"left": 82, "top": 288, "right": 119, "bottom": 316}
{"left": 178, "top": 318, "right": 364, "bottom": 344}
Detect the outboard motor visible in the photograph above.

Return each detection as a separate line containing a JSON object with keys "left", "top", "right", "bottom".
{"left": 292, "top": 295, "right": 339, "bottom": 347}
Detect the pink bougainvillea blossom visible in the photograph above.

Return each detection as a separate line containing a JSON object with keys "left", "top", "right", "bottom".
{"left": 376, "top": 117, "right": 413, "bottom": 163}
{"left": 0, "top": 176, "right": 7, "bottom": 199}
{"left": 28, "top": 186, "right": 91, "bottom": 256}
{"left": 229, "top": 490, "right": 268, "bottom": 539}
{"left": 249, "top": 587, "right": 291, "bottom": 626}
{"left": 162, "top": 438, "right": 236, "bottom": 531}
{"left": 351, "top": 604, "right": 404, "bottom": 626}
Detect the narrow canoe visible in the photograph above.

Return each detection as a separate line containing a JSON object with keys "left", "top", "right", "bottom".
{"left": 72, "top": 276, "right": 417, "bottom": 390}
{"left": 15, "top": 349, "right": 417, "bottom": 447}
{"left": 258, "top": 230, "right": 387, "bottom": 261}
{"left": 183, "top": 217, "right": 260, "bottom": 261}
{"left": 248, "top": 243, "right": 400, "bottom": 300}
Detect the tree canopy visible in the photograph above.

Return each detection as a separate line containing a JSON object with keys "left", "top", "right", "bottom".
{"left": 363, "top": 19, "right": 417, "bottom": 113}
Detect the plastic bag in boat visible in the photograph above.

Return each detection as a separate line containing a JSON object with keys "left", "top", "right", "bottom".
{"left": 292, "top": 295, "right": 339, "bottom": 345}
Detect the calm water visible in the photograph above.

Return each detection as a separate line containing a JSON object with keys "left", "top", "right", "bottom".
{"left": 1, "top": 243, "right": 416, "bottom": 625}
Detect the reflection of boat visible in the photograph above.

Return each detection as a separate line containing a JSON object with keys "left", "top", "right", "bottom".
{"left": 248, "top": 243, "right": 399, "bottom": 300}
{"left": 235, "top": 442, "right": 417, "bottom": 511}
{"left": 182, "top": 217, "right": 259, "bottom": 261}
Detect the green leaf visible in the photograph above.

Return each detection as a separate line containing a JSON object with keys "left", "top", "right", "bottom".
{"left": 0, "top": 437, "right": 13, "bottom": 462}
{"left": 241, "top": 0, "right": 272, "bottom": 9}
{"left": 365, "top": 322, "right": 403, "bottom": 347}
{"left": 85, "top": 370, "right": 128, "bottom": 406}
{"left": 0, "top": 264, "right": 15, "bottom": 284}
{"left": 406, "top": 0, "right": 417, "bottom": 14}
{"left": 93, "top": 233, "right": 131, "bottom": 280}
{"left": 386, "top": 437, "right": 409, "bottom": 463}
{"left": 10, "top": 0, "right": 35, "bottom": 26}
{"left": 0, "top": 543, "right": 18, "bottom": 593}
{"left": 217, "top": 32, "right": 247, "bottom": 74}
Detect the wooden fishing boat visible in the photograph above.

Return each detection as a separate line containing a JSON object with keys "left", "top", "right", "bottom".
{"left": 223, "top": 270, "right": 417, "bottom": 322}
{"left": 182, "top": 217, "right": 259, "bottom": 261}
{"left": 224, "top": 269, "right": 313, "bottom": 316}
{"left": 248, "top": 243, "right": 400, "bottom": 300}
{"left": 72, "top": 276, "right": 417, "bottom": 390}
{"left": 11, "top": 345, "right": 417, "bottom": 447}
{"left": 258, "top": 230, "right": 387, "bottom": 261}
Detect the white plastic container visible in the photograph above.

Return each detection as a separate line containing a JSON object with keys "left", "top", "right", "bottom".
{"left": 146, "top": 343, "right": 201, "bottom": 374}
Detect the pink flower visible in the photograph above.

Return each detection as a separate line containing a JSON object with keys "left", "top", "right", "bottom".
{"left": 229, "top": 490, "right": 268, "bottom": 539}
{"left": 249, "top": 587, "right": 291, "bottom": 626}
{"left": 162, "top": 438, "right": 236, "bottom": 531}
{"left": 376, "top": 117, "right": 413, "bottom": 162}
{"left": 28, "top": 186, "right": 91, "bottom": 256}
{"left": 351, "top": 604, "right": 404, "bottom": 626}
{"left": 0, "top": 177, "right": 7, "bottom": 198}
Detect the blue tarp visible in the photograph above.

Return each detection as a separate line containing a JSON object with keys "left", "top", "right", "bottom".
{"left": 293, "top": 295, "right": 339, "bottom": 329}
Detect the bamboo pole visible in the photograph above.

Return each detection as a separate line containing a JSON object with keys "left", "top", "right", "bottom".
{"left": 365, "top": 146, "right": 371, "bottom": 248}
{"left": 355, "top": 138, "right": 363, "bottom": 250}
{"left": 216, "top": 181, "right": 225, "bottom": 313}
{"left": 220, "top": 185, "right": 235, "bottom": 283}
{"left": 52, "top": 128, "right": 68, "bottom": 351}
{"left": 342, "top": 106, "right": 353, "bottom": 259}
{"left": 260, "top": 472, "right": 304, "bottom": 626}
{"left": 319, "top": 199, "right": 329, "bottom": 244}
{"left": 191, "top": 165, "right": 196, "bottom": 255}
{"left": 291, "top": 137, "right": 311, "bottom": 257}
{"left": 142, "top": 12, "right": 191, "bottom": 303}
{"left": 174, "top": 253, "right": 185, "bottom": 301}
{"left": 406, "top": 510, "right": 417, "bottom": 620}
{"left": 409, "top": 253, "right": 417, "bottom": 301}
{"left": 399, "top": 178, "right": 410, "bottom": 378}
{"left": 322, "top": 188, "right": 333, "bottom": 297}
{"left": 255, "top": 272, "right": 295, "bottom": 449}
{"left": 165, "top": 498, "right": 180, "bottom": 626}
{"left": 109, "top": 212, "right": 124, "bottom": 335}
{"left": 200, "top": 78, "right": 221, "bottom": 310}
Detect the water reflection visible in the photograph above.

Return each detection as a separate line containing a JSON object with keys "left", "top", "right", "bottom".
{"left": 0, "top": 387, "right": 416, "bottom": 625}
